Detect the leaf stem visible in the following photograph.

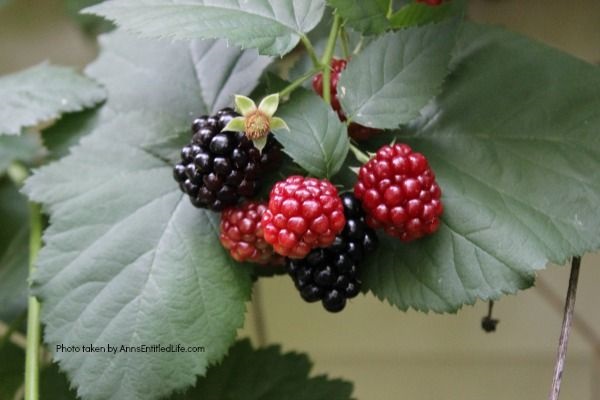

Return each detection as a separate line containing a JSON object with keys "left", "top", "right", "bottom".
{"left": 321, "top": 14, "right": 342, "bottom": 105}
{"left": 300, "top": 34, "right": 321, "bottom": 69}
{"left": 25, "top": 203, "right": 42, "bottom": 400}
{"left": 386, "top": 0, "right": 394, "bottom": 19}
{"left": 349, "top": 143, "right": 371, "bottom": 164}
{"left": 548, "top": 256, "right": 582, "bottom": 400}
{"left": 279, "top": 67, "right": 321, "bottom": 98}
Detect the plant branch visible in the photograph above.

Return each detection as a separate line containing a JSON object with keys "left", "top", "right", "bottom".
{"left": 25, "top": 203, "right": 42, "bottom": 400}
{"left": 321, "top": 14, "right": 342, "bottom": 105}
{"left": 279, "top": 67, "right": 321, "bottom": 98}
{"left": 300, "top": 34, "right": 321, "bottom": 69}
{"left": 548, "top": 256, "right": 582, "bottom": 400}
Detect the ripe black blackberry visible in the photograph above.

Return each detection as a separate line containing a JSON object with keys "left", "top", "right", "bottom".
{"left": 173, "top": 107, "right": 282, "bottom": 211}
{"left": 285, "top": 193, "right": 378, "bottom": 312}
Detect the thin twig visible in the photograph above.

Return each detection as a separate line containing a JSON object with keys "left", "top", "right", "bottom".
{"left": 548, "top": 256, "right": 582, "bottom": 400}
{"left": 252, "top": 282, "right": 267, "bottom": 347}
{"left": 536, "top": 276, "right": 600, "bottom": 357}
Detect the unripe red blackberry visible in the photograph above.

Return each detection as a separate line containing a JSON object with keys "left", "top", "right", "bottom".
{"left": 220, "top": 201, "right": 284, "bottom": 265}
{"left": 312, "top": 58, "right": 381, "bottom": 141}
{"left": 261, "top": 176, "right": 346, "bottom": 259}
{"left": 173, "top": 108, "right": 282, "bottom": 211}
{"left": 312, "top": 58, "right": 347, "bottom": 120}
{"left": 354, "top": 143, "right": 443, "bottom": 241}
{"left": 286, "top": 193, "right": 378, "bottom": 312}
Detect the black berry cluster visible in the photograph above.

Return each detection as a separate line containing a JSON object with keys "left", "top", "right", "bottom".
{"left": 173, "top": 108, "right": 282, "bottom": 211}
{"left": 285, "top": 193, "right": 378, "bottom": 312}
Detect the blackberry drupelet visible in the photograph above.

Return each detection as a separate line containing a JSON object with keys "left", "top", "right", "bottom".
{"left": 285, "top": 193, "right": 378, "bottom": 313}
{"left": 173, "top": 108, "right": 282, "bottom": 211}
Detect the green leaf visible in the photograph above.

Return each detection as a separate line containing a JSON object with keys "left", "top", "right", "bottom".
{"left": 0, "top": 63, "right": 106, "bottom": 135}
{"left": 65, "top": 0, "right": 115, "bottom": 35}
{"left": 388, "top": 0, "right": 466, "bottom": 29}
{"left": 0, "top": 178, "right": 29, "bottom": 322}
{"left": 85, "top": 0, "right": 326, "bottom": 56}
{"left": 22, "top": 31, "right": 272, "bottom": 400}
{"left": 24, "top": 113, "right": 252, "bottom": 400}
{"left": 276, "top": 90, "right": 349, "bottom": 179}
{"left": 338, "top": 18, "right": 459, "bottom": 129}
{"left": 86, "top": 32, "right": 272, "bottom": 118}
{"left": 42, "top": 108, "right": 100, "bottom": 161}
{"left": 363, "top": 23, "right": 600, "bottom": 313}
{"left": 178, "top": 339, "right": 354, "bottom": 400}
{"left": 327, "top": 0, "right": 390, "bottom": 35}
{"left": 0, "top": 132, "right": 45, "bottom": 173}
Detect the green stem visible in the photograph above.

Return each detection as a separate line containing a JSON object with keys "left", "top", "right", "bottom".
{"left": 300, "top": 34, "right": 321, "bottom": 69}
{"left": 386, "top": 0, "right": 394, "bottom": 19}
{"left": 279, "top": 67, "right": 321, "bottom": 98}
{"left": 25, "top": 203, "right": 42, "bottom": 400}
{"left": 349, "top": 143, "right": 371, "bottom": 164}
{"left": 321, "top": 14, "right": 342, "bottom": 105}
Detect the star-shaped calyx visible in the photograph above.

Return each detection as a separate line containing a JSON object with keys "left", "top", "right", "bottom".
{"left": 222, "top": 93, "right": 289, "bottom": 152}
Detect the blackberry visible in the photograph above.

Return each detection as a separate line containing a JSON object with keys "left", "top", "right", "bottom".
{"left": 354, "top": 143, "right": 443, "bottom": 241}
{"left": 173, "top": 107, "right": 282, "bottom": 211}
{"left": 285, "top": 193, "right": 378, "bottom": 313}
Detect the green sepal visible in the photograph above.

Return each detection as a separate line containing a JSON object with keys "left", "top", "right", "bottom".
{"left": 234, "top": 95, "right": 257, "bottom": 116}
{"left": 257, "top": 93, "right": 280, "bottom": 117}
{"left": 252, "top": 136, "right": 268, "bottom": 153}
{"left": 270, "top": 117, "right": 289, "bottom": 132}
{"left": 222, "top": 116, "right": 246, "bottom": 132}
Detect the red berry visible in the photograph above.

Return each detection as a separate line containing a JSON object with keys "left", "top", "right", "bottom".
{"left": 262, "top": 176, "right": 346, "bottom": 259}
{"left": 312, "top": 58, "right": 381, "bottom": 141}
{"left": 220, "top": 201, "right": 284, "bottom": 265}
{"left": 354, "top": 144, "right": 443, "bottom": 241}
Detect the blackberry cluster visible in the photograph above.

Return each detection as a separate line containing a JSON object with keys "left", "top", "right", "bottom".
{"left": 285, "top": 193, "right": 378, "bottom": 312}
{"left": 173, "top": 108, "right": 281, "bottom": 211}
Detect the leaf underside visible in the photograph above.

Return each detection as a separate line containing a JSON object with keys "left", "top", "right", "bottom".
{"left": 85, "top": 0, "right": 326, "bottom": 56}
{"left": 24, "top": 32, "right": 273, "bottom": 400}
{"left": 0, "top": 63, "right": 105, "bottom": 135}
